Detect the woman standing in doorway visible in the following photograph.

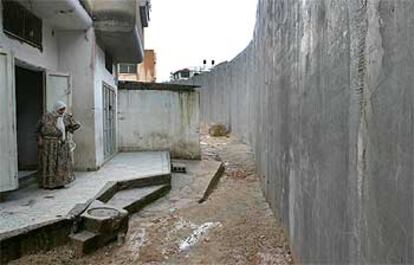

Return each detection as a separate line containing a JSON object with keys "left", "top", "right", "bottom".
{"left": 36, "top": 101, "right": 81, "bottom": 189}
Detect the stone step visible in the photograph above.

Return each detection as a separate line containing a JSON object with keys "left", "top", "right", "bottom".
{"left": 18, "top": 170, "right": 37, "bottom": 189}
{"left": 106, "top": 184, "right": 170, "bottom": 214}
{"left": 96, "top": 173, "right": 171, "bottom": 203}
{"left": 68, "top": 183, "right": 171, "bottom": 257}
{"left": 69, "top": 231, "right": 100, "bottom": 256}
{"left": 81, "top": 201, "right": 129, "bottom": 235}
{"left": 70, "top": 201, "right": 129, "bottom": 257}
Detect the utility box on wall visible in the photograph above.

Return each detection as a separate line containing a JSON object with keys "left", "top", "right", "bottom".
{"left": 118, "top": 82, "right": 201, "bottom": 160}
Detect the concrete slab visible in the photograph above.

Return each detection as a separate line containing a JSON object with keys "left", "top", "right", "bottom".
{"left": 107, "top": 184, "right": 170, "bottom": 213}
{"left": 0, "top": 152, "right": 170, "bottom": 236}
{"left": 138, "top": 160, "right": 224, "bottom": 217}
{"left": 70, "top": 231, "right": 99, "bottom": 256}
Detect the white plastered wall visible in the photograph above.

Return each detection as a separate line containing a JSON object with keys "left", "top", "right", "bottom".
{"left": 94, "top": 43, "right": 117, "bottom": 167}
{"left": 57, "top": 29, "right": 98, "bottom": 170}
{"left": 58, "top": 29, "right": 117, "bottom": 170}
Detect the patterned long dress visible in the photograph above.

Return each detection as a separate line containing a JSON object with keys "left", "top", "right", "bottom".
{"left": 37, "top": 112, "right": 80, "bottom": 189}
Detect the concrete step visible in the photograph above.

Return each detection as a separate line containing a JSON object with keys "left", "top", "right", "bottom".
{"left": 70, "top": 183, "right": 171, "bottom": 257}
{"left": 81, "top": 201, "right": 129, "bottom": 235}
{"left": 18, "top": 170, "right": 38, "bottom": 189}
{"left": 70, "top": 201, "right": 129, "bottom": 257}
{"left": 199, "top": 162, "right": 225, "bottom": 203}
{"left": 96, "top": 173, "right": 171, "bottom": 203}
{"left": 69, "top": 231, "right": 100, "bottom": 256}
{"left": 106, "top": 184, "right": 170, "bottom": 214}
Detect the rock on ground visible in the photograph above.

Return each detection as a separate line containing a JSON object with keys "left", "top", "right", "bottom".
{"left": 208, "top": 123, "right": 230, "bottom": 137}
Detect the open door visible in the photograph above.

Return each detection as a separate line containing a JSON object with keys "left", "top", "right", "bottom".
{"left": 45, "top": 72, "right": 72, "bottom": 112}
{"left": 0, "top": 49, "right": 18, "bottom": 192}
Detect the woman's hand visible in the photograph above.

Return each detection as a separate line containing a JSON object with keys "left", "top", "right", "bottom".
{"left": 37, "top": 136, "right": 43, "bottom": 147}
{"left": 67, "top": 124, "right": 81, "bottom": 133}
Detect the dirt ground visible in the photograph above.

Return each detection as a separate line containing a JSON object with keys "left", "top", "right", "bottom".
{"left": 11, "top": 134, "right": 293, "bottom": 265}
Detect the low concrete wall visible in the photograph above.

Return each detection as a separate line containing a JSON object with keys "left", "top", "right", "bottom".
{"left": 179, "top": 0, "right": 414, "bottom": 264}
{"left": 118, "top": 82, "right": 200, "bottom": 160}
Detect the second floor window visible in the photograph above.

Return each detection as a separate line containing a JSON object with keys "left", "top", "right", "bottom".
{"left": 119, "top": 64, "right": 138, "bottom": 74}
{"left": 2, "top": 0, "right": 43, "bottom": 50}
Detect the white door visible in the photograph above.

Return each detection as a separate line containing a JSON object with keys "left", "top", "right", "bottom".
{"left": 0, "top": 49, "right": 18, "bottom": 192}
{"left": 46, "top": 72, "right": 72, "bottom": 112}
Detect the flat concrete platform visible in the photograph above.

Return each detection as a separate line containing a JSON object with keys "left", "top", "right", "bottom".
{"left": 0, "top": 152, "right": 170, "bottom": 236}
{"left": 138, "top": 160, "right": 224, "bottom": 217}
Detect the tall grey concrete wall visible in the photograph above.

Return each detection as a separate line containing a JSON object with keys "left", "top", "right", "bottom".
{"left": 180, "top": 0, "right": 414, "bottom": 263}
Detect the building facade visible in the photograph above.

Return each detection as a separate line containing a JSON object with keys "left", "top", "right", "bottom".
{"left": 119, "top": 49, "right": 157, "bottom": 82}
{"left": 0, "top": 0, "right": 150, "bottom": 192}
{"left": 171, "top": 68, "right": 199, "bottom": 81}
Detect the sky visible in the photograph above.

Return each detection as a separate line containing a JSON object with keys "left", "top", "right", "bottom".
{"left": 145, "top": 0, "right": 258, "bottom": 82}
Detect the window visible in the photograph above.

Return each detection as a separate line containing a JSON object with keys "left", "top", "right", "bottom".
{"left": 139, "top": 5, "right": 150, "bottom": 27}
{"left": 180, "top": 71, "right": 190, "bottom": 78}
{"left": 119, "top": 64, "right": 137, "bottom": 74}
{"left": 3, "top": 0, "right": 42, "bottom": 50}
{"left": 105, "top": 51, "right": 113, "bottom": 74}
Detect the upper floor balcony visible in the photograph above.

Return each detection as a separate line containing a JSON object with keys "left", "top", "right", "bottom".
{"left": 81, "top": 0, "right": 150, "bottom": 63}
{"left": 10, "top": 0, "right": 148, "bottom": 63}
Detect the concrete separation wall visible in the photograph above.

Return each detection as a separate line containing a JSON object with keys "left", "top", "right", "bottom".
{"left": 118, "top": 82, "right": 201, "bottom": 160}
{"left": 179, "top": 0, "right": 414, "bottom": 264}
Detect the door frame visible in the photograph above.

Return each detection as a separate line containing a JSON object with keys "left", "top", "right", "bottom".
{"left": 15, "top": 58, "right": 47, "bottom": 113}
{"left": 14, "top": 64, "right": 45, "bottom": 170}
{"left": 0, "top": 48, "right": 18, "bottom": 192}
{"left": 102, "top": 82, "right": 117, "bottom": 161}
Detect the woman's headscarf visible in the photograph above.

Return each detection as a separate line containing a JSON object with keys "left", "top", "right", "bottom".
{"left": 52, "top": 101, "right": 67, "bottom": 141}
{"left": 53, "top": 101, "right": 67, "bottom": 115}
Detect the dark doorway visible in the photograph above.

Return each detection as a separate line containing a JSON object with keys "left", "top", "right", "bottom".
{"left": 15, "top": 66, "right": 44, "bottom": 171}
